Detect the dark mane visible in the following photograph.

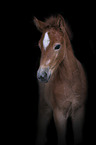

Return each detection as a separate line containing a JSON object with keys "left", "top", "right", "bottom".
{"left": 44, "top": 16, "right": 59, "bottom": 28}
{"left": 44, "top": 15, "right": 73, "bottom": 40}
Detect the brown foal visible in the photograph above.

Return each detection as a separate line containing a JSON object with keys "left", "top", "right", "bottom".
{"left": 34, "top": 14, "right": 87, "bottom": 145}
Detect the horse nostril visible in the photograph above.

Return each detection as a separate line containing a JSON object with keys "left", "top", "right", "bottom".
{"left": 40, "top": 71, "right": 47, "bottom": 80}
{"left": 42, "top": 71, "right": 47, "bottom": 78}
{"left": 37, "top": 67, "right": 51, "bottom": 83}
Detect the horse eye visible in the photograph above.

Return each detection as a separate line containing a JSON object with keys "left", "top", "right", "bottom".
{"left": 54, "top": 44, "right": 61, "bottom": 50}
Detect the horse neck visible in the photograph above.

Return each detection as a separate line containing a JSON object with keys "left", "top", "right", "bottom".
{"left": 56, "top": 38, "right": 78, "bottom": 81}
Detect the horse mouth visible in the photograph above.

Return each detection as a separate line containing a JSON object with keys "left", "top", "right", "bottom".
{"left": 38, "top": 75, "right": 51, "bottom": 83}
{"left": 37, "top": 67, "right": 51, "bottom": 83}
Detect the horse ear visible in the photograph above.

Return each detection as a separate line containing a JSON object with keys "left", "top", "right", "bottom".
{"left": 57, "top": 15, "right": 73, "bottom": 39}
{"left": 57, "top": 14, "right": 65, "bottom": 32}
{"left": 33, "top": 17, "right": 45, "bottom": 32}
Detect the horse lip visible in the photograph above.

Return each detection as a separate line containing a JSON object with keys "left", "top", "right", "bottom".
{"left": 37, "top": 73, "right": 51, "bottom": 83}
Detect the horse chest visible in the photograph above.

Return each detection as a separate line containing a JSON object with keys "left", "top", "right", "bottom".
{"left": 52, "top": 80, "right": 74, "bottom": 108}
{"left": 42, "top": 83, "right": 53, "bottom": 108}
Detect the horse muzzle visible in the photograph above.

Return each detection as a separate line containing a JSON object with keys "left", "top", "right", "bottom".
{"left": 37, "top": 67, "right": 51, "bottom": 83}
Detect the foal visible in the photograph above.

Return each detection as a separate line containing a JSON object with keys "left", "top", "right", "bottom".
{"left": 34, "top": 15, "right": 87, "bottom": 145}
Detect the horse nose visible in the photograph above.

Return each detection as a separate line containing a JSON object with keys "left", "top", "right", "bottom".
{"left": 39, "top": 71, "right": 47, "bottom": 80}
{"left": 37, "top": 67, "right": 51, "bottom": 83}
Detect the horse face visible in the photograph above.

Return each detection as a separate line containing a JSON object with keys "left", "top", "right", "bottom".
{"left": 37, "top": 28, "right": 65, "bottom": 83}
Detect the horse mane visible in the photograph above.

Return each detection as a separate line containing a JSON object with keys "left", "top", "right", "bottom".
{"left": 44, "top": 15, "right": 73, "bottom": 40}
{"left": 44, "top": 16, "right": 58, "bottom": 28}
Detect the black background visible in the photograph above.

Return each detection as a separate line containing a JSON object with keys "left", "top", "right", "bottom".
{"left": 9, "top": 1, "right": 96, "bottom": 145}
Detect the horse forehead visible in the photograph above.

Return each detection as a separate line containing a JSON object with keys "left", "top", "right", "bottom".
{"left": 43, "top": 32, "right": 50, "bottom": 50}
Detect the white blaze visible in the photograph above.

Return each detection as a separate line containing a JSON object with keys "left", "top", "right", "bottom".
{"left": 46, "top": 59, "right": 51, "bottom": 65}
{"left": 43, "top": 32, "right": 50, "bottom": 50}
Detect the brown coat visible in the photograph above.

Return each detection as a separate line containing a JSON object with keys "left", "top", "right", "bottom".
{"left": 34, "top": 14, "right": 87, "bottom": 145}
